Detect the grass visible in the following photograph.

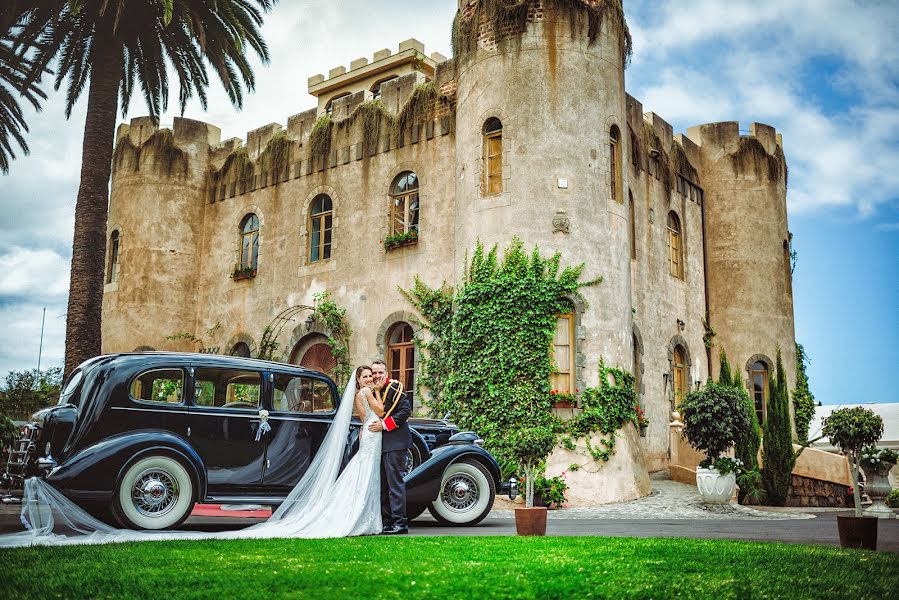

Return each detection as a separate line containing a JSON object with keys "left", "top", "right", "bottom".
{"left": 1, "top": 536, "right": 896, "bottom": 599}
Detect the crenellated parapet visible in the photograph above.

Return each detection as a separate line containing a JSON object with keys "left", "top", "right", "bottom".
{"left": 204, "top": 73, "right": 456, "bottom": 204}
{"left": 686, "top": 121, "right": 786, "bottom": 187}
{"left": 112, "top": 117, "right": 220, "bottom": 180}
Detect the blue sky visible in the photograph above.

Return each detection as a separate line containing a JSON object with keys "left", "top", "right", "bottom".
{"left": 0, "top": 1, "right": 896, "bottom": 405}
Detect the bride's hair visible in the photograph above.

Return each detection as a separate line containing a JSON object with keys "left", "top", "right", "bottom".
{"left": 354, "top": 365, "right": 371, "bottom": 387}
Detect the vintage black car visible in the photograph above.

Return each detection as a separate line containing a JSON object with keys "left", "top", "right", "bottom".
{"left": 3, "top": 353, "right": 512, "bottom": 530}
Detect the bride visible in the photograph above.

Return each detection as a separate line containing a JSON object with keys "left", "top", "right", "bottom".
{"left": 0, "top": 365, "right": 385, "bottom": 547}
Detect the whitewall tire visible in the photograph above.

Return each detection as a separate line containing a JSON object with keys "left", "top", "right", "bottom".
{"left": 428, "top": 459, "right": 495, "bottom": 526}
{"left": 114, "top": 455, "right": 195, "bottom": 530}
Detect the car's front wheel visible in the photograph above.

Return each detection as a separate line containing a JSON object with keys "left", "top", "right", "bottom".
{"left": 113, "top": 455, "right": 195, "bottom": 530}
{"left": 428, "top": 459, "right": 495, "bottom": 526}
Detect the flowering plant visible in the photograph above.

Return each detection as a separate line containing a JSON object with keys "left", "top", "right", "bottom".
{"left": 634, "top": 405, "right": 649, "bottom": 428}
{"left": 550, "top": 389, "right": 577, "bottom": 406}
{"left": 534, "top": 473, "right": 569, "bottom": 509}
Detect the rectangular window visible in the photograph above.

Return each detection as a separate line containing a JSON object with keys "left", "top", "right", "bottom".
{"left": 751, "top": 370, "right": 768, "bottom": 423}
{"left": 610, "top": 140, "right": 618, "bottom": 200}
{"left": 551, "top": 313, "right": 575, "bottom": 393}
{"left": 486, "top": 132, "right": 503, "bottom": 196}
{"left": 194, "top": 368, "right": 262, "bottom": 409}
{"left": 130, "top": 369, "right": 184, "bottom": 404}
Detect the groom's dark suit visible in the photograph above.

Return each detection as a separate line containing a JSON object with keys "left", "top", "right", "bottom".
{"left": 376, "top": 378, "right": 411, "bottom": 532}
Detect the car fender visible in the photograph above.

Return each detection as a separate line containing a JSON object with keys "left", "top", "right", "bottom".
{"left": 46, "top": 430, "right": 206, "bottom": 502}
{"left": 404, "top": 443, "right": 500, "bottom": 504}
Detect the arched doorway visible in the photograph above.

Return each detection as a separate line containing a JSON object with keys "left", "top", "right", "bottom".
{"left": 289, "top": 334, "right": 336, "bottom": 380}
{"left": 386, "top": 322, "right": 415, "bottom": 405}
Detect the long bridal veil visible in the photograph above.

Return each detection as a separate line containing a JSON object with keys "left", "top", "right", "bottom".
{"left": 0, "top": 378, "right": 360, "bottom": 548}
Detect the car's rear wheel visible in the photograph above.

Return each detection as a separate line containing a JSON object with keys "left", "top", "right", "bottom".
{"left": 113, "top": 455, "right": 195, "bottom": 530}
{"left": 428, "top": 459, "right": 495, "bottom": 526}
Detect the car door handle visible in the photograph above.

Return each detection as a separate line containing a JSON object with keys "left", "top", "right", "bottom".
{"left": 187, "top": 427, "right": 191, "bottom": 437}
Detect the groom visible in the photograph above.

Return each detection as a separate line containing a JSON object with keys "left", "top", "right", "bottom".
{"left": 368, "top": 359, "right": 412, "bottom": 535}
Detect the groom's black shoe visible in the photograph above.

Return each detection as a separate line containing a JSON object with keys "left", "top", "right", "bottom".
{"left": 381, "top": 525, "right": 408, "bottom": 535}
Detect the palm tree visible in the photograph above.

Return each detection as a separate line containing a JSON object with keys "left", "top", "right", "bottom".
{"left": 0, "top": 33, "right": 47, "bottom": 173}
{"left": 5, "top": 1, "right": 275, "bottom": 375}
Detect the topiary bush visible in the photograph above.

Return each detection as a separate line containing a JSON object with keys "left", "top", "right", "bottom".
{"left": 508, "top": 425, "right": 557, "bottom": 508}
{"left": 680, "top": 382, "right": 752, "bottom": 469}
{"left": 822, "top": 406, "right": 884, "bottom": 516}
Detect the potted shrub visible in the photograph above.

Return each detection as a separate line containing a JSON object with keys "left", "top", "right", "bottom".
{"left": 822, "top": 406, "right": 884, "bottom": 549}
{"left": 509, "top": 425, "right": 556, "bottom": 535}
{"left": 860, "top": 447, "right": 897, "bottom": 519}
{"left": 680, "top": 383, "right": 752, "bottom": 504}
{"left": 634, "top": 405, "right": 649, "bottom": 437}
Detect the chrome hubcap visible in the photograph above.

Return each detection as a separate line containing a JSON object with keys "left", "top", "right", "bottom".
{"left": 131, "top": 469, "right": 179, "bottom": 517}
{"left": 441, "top": 473, "right": 479, "bottom": 512}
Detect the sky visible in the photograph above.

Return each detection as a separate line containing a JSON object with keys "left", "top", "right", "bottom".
{"left": 0, "top": 0, "right": 896, "bottom": 406}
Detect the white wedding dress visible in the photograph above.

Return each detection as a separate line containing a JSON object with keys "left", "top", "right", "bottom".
{"left": 0, "top": 379, "right": 382, "bottom": 547}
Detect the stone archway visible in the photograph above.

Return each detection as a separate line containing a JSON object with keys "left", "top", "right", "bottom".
{"left": 289, "top": 333, "right": 336, "bottom": 379}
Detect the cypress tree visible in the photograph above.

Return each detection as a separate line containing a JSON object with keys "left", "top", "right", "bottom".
{"left": 792, "top": 343, "right": 815, "bottom": 445}
{"left": 761, "top": 349, "right": 795, "bottom": 506}
{"left": 721, "top": 349, "right": 762, "bottom": 503}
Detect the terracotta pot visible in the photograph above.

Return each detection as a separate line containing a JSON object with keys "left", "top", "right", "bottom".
{"left": 515, "top": 507, "right": 547, "bottom": 536}
{"left": 552, "top": 400, "right": 575, "bottom": 409}
{"left": 837, "top": 515, "right": 878, "bottom": 550}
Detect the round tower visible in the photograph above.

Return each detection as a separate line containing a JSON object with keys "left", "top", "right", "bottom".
{"left": 452, "top": 0, "right": 634, "bottom": 382}
{"left": 686, "top": 121, "right": 797, "bottom": 410}
{"left": 102, "top": 116, "right": 221, "bottom": 352}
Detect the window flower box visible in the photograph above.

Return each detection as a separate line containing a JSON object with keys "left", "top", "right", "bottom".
{"left": 232, "top": 267, "right": 257, "bottom": 281}
{"left": 550, "top": 389, "right": 577, "bottom": 409}
{"left": 383, "top": 230, "right": 419, "bottom": 252}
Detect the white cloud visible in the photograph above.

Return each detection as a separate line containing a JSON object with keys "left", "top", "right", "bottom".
{"left": 0, "top": 247, "right": 70, "bottom": 300}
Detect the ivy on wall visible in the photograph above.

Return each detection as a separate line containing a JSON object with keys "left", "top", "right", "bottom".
{"left": 113, "top": 128, "right": 189, "bottom": 177}
{"left": 403, "top": 239, "right": 641, "bottom": 475}
{"left": 310, "top": 291, "right": 353, "bottom": 387}
{"left": 792, "top": 342, "right": 815, "bottom": 445}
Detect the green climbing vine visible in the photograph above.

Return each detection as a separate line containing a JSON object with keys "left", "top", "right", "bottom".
{"left": 401, "top": 238, "right": 643, "bottom": 477}
{"left": 399, "top": 277, "right": 454, "bottom": 410}
{"left": 310, "top": 291, "right": 353, "bottom": 387}
{"left": 792, "top": 342, "right": 815, "bottom": 445}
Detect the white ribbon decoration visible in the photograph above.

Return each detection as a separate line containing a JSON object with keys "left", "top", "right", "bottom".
{"left": 255, "top": 409, "right": 271, "bottom": 442}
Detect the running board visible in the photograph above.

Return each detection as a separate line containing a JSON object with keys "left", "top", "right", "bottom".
{"left": 204, "top": 495, "right": 286, "bottom": 506}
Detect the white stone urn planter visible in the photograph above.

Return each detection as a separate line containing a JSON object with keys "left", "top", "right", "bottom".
{"left": 695, "top": 467, "right": 736, "bottom": 504}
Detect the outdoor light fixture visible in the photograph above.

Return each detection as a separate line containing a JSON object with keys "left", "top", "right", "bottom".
{"left": 304, "top": 314, "right": 315, "bottom": 330}
{"left": 677, "top": 319, "right": 685, "bottom": 331}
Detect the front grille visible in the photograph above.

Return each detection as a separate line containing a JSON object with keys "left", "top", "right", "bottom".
{"left": 4, "top": 425, "right": 38, "bottom": 486}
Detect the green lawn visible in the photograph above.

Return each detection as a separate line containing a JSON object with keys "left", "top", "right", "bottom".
{"left": 1, "top": 536, "right": 896, "bottom": 599}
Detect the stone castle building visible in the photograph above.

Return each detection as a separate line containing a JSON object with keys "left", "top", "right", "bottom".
{"left": 102, "top": 0, "right": 796, "bottom": 477}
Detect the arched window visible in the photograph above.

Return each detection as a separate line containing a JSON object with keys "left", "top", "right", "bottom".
{"left": 386, "top": 322, "right": 415, "bottom": 405}
{"left": 230, "top": 342, "right": 251, "bottom": 358}
{"left": 324, "top": 93, "right": 350, "bottom": 117}
{"left": 483, "top": 118, "right": 503, "bottom": 196}
{"left": 673, "top": 346, "right": 687, "bottom": 405}
{"left": 389, "top": 172, "right": 420, "bottom": 236}
{"left": 783, "top": 239, "right": 792, "bottom": 296}
{"left": 106, "top": 230, "right": 120, "bottom": 284}
{"left": 629, "top": 191, "right": 637, "bottom": 260}
{"left": 610, "top": 125, "right": 621, "bottom": 202}
{"left": 239, "top": 214, "right": 259, "bottom": 271}
{"left": 308, "top": 195, "right": 333, "bottom": 262}
{"left": 750, "top": 360, "right": 769, "bottom": 423}
{"left": 371, "top": 75, "right": 399, "bottom": 101}
{"left": 551, "top": 309, "right": 575, "bottom": 393}
{"left": 667, "top": 211, "right": 683, "bottom": 279}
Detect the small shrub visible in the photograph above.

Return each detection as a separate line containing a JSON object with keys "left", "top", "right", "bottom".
{"left": 508, "top": 425, "right": 556, "bottom": 508}
{"left": 680, "top": 382, "right": 751, "bottom": 467}
{"left": 886, "top": 489, "right": 899, "bottom": 509}
{"left": 822, "top": 406, "right": 884, "bottom": 516}
{"left": 534, "top": 474, "right": 568, "bottom": 509}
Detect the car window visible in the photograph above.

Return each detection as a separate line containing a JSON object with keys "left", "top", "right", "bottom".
{"left": 194, "top": 368, "right": 261, "bottom": 409}
{"left": 272, "top": 374, "right": 334, "bottom": 413}
{"left": 130, "top": 369, "right": 185, "bottom": 404}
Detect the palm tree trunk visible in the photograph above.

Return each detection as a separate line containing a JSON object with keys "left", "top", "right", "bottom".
{"left": 63, "top": 38, "right": 121, "bottom": 377}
